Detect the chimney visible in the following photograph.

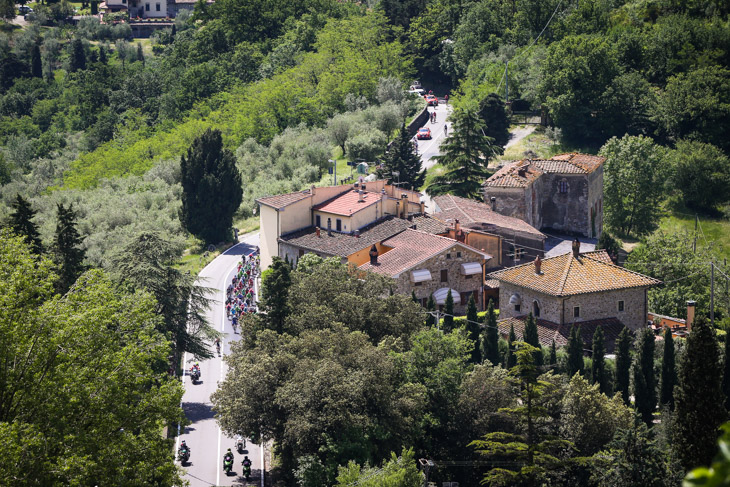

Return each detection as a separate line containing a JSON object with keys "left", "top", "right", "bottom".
{"left": 327, "top": 218, "right": 332, "bottom": 236}
{"left": 518, "top": 168, "right": 527, "bottom": 177}
{"left": 358, "top": 189, "right": 364, "bottom": 202}
{"left": 369, "top": 244, "right": 379, "bottom": 265}
{"left": 420, "top": 201, "right": 425, "bottom": 214}
{"left": 572, "top": 238, "right": 580, "bottom": 258}
{"left": 315, "top": 227, "right": 320, "bottom": 237}
{"left": 490, "top": 196, "right": 496, "bottom": 211}
{"left": 401, "top": 193, "right": 408, "bottom": 218}
{"left": 454, "top": 218, "right": 460, "bottom": 232}
{"left": 354, "top": 230, "right": 360, "bottom": 238}
{"left": 534, "top": 255, "right": 542, "bottom": 274}
{"left": 686, "top": 300, "right": 696, "bottom": 331}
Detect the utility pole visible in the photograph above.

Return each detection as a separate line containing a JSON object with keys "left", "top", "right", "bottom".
{"left": 693, "top": 214, "right": 698, "bottom": 253}
{"left": 711, "top": 261, "right": 715, "bottom": 327}
{"left": 435, "top": 310, "right": 440, "bottom": 331}
{"left": 505, "top": 61, "right": 509, "bottom": 102}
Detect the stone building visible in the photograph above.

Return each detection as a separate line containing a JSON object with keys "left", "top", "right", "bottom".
{"left": 483, "top": 153, "right": 605, "bottom": 238}
{"left": 432, "top": 194, "right": 546, "bottom": 267}
{"left": 359, "top": 229, "right": 492, "bottom": 313}
{"left": 488, "top": 242, "right": 660, "bottom": 351}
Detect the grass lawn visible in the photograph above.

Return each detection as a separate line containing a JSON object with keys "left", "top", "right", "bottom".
{"left": 658, "top": 211, "right": 730, "bottom": 262}
{"left": 496, "top": 125, "right": 598, "bottom": 167}
{"left": 420, "top": 162, "right": 445, "bottom": 192}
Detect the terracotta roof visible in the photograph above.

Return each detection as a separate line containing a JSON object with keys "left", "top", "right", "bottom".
{"left": 257, "top": 190, "right": 313, "bottom": 210}
{"left": 279, "top": 216, "right": 412, "bottom": 257}
{"left": 484, "top": 153, "right": 605, "bottom": 188}
{"left": 313, "top": 189, "right": 381, "bottom": 216}
{"left": 359, "top": 229, "right": 491, "bottom": 277}
{"left": 497, "top": 316, "right": 628, "bottom": 353}
{"left": 488, "top": 251, "right": 660, "bottom": 296}
{"left": 432, "top": 194, "right": 545, "bottom": 237}
{"left": 410, "top": 214, "right": 450, "bottom": 234}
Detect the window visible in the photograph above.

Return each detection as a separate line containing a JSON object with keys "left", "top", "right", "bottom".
{"left": 415, "top": 281, "right": 422, "bottom": 286}
{"left": 315, "top": 215, "right": 321, "bottom": 228}
{"left": 456, "top": 251, "right": 462, "bottom": 258}
{"left": 559, "top": 180, "right": 568, "bottom": 193}
{"left": 155, "top": 2, "right": 160, "bottom": 10}
{"left": 336, "top": 219, "right": 342, "bottom": 232}
{"left": 465, "top": 274, "right": 473, "bottom": 279}
{"left": 573, "top": 306, "right": 580, "bottom": 318}
{"left": 618, "top": 300, "right": 624, "bottom": 312}
{"left": 461, "top": 291, "right": 472, "bottom": 304}
{"left": 298, "top": 249, "right": 305, "bottom": 257}
{"left": 440, "top": 270, "right": 448, "bottom": 282}
{"left": 513, "top": 247, "right": 525, "bottom": 262}
{"left": 446, "top": 253, "right": 451, "bottom": 259}
{"left": 145, "top": 2, "right": 149, "bottom": 10}
{"left": 515, "top": 304, "right": 521, "bottom": 312}
{"left": 533, "top": 301, "right": 540, "bottom": 318}
{"left": 421, "top": 298, "right": 428, "bottom": 307}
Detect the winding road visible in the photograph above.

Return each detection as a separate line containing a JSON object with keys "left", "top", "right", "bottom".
{"left": 177, "top": 232, "right": 263, "bottom": 487}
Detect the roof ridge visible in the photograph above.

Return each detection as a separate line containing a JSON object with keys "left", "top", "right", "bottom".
{"left": 557, "top": 253, "right": 573, "bottom": 295}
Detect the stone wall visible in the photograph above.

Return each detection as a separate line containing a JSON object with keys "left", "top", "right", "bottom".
{"left": 498, "top": 282, "right": 648, "bottom": 330}
{"left": 395, "top": 245, "right": 486, "bottom": 312}
{"left": 484, "top": 187, "right": 528, "bottom": 223}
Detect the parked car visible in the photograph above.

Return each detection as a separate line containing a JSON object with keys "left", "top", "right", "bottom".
{"left": 424, "top": 94, "right": 438, "bottom": 106}
{"left": 408, "top": 88, "right": 425, "bottom": 96}
{"left": 18, "top": 5, "right": 33, "bottom": 14}
{"left": 417, "top": 127, "right": 432, "bottom": 140}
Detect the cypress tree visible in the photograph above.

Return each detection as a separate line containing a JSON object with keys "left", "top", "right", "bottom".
{"left": 411, "top": 290, "right": 418, "bottom": 304}
{"left": 136, "top": 43, "right": 144, "bottom": 64}
{"left": 466, "top": 294, "right": 481, "bottom": 363}
{"left": 69, "top": 38, "right": 86, "bottom": 72}
{"left": 635, "top": 327, "right": 657, "bottom": 425}
{"left": 171, "top": 23, "right": 177, "bottom": 37}
{"left": 53, "top": 203, "right": 86, "bottom": 293}
{"left": 633, "top": 360, "right": 652, "bottom": 425}
{"left": 425, "top": 295, "right": 435, "bottom": 326}
{"left": 567, "top": 324, "right": 584, "bottom": 377}
{"left": 523, "top": 312, "right": 543, "bottom": 367}
{"left": 31, "top": 43, "right": 42, "bottom": 78}
{"left": 8, "top": 194, "right": 43, "bottom": 255}
{"left": 442, "top": 290, "right": 454, "bottom": 332}
{"left": 674, "top": 316, "right": 725, "bottom": 469}
{"left": 723, "top": 328, "right": 730, "bottom": 411}
{"left": 549, "top": 340, "right": 557, "bottom": 366}
{"left": 615, "top": 327, "right": 632, "bottom": 405}
{"left": 483, "top": 300, "right": 499, "bottom": 366}
{"left": 259, "top": 257, "right": 291, "bottom": 334}
{"left": 99, "top": 45, "right": 107, "bottom": 64}
{"left": 377, "top": 122, "right": 425, "bottom": 190}
{"left": 91, "top": 0, "right": 98, "bottom": 14}
{"left": 591, "top": 326, "right": 607, "bottom": 393}
{"left": 180, "top": 128, "right": 243, "bottom": 243}
{"left": 660, "top": 327, "right": 677, "bottom": 409}
{"left": 507, "top": 324, "right": 517, "bottom": 368}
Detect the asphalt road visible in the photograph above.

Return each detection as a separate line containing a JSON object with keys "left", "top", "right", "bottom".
{"left": 416, "top": 99, "right": 452, "bottom": 171}
{"left": 177, "top": 232, "right": 262, "bottom": 487}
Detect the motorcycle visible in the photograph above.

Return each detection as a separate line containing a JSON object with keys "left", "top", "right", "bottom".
{"left": 236, "top": 436, "right": 246, "bottom": 453}
{"left": 242, "top": 460, "right": 252, "bottom": 480}
{"left": 190, "top": 367, "right": 200, "bottom": 384}
{"left": 223, "top": 456, "right": 234, "bottom": 474}
{"left": 178, "top": 446, "right": 190, "bottom": 464}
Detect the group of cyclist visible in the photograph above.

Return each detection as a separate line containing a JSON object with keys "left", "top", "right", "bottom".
{"left": 225, "top": 250, "right": 260, "bottom": 333}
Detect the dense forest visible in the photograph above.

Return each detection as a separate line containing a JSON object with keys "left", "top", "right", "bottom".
{"left": 2, "top": 0, "right": 730, "bottom": 484}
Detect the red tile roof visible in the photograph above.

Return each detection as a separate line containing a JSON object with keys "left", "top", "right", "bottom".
{"left": 483, "top": 153, "right": 606, "bottom": 188}
{"left": 313, "top": 190, "right": 381, "bottom": 216}
{"left": 432, "top": 194, "right": 545, "bottom": 237}
{"left": 488, "top": 251, "right": 660, "bottom": 296}
{"left": 484, "top": 161, "right": 543, "bottom": 188}
{"left": 497, "top": 316, "right": 628, "bottom": 352}
{"left": 359, "top": 229, "right": 491, "bottom": 277}
{"left": 257, "top": 190, "right": 313, "bottom": 209}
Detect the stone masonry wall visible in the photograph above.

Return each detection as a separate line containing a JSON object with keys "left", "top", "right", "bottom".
{"left": 484, "top": 187, "right": 528, "bottom": 223}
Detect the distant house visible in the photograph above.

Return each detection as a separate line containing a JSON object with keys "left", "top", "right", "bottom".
{"left": 432, "top": 194, "right": 546, "bottom": 267}
{"left": 101, "top": 0, "right": 210, "bottom": 19}
{"left": 483, "top": 153, "right": 605, "bottom": 238}
{"left": 488, "top": 241, "right": 660, "bottom": 351}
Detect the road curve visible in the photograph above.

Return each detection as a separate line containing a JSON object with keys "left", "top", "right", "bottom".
{"left": 177, "top": 232, "right": 263, "bottom": 487}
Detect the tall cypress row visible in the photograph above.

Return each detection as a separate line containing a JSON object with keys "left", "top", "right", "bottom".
{"left": 567, "top": 324, "right": 584, "bottom": 377}
{"left": 634, "top": 327, "right": 657, "bottom": 425}
{"left": 660, "top": 327, "right": 677, "bottom": 409}
{"left": 507, "top": 324, "right": 517, "bottom": 368}
{"left": 523, "top": 312, "right": 543, "bottom": 367}
{"left": 591, "top": 326, "right": 607, "bottom": 394}
{"left": 466, "top": 294, "right": 481, "bottom": 363}
{"left": 615, "top": 327, "right": 632, "bottom": 405}
{"left": 442, "top": 290, "right": 454, "bottom": 332}
{"left": 483, "top": 300, "right": 500, "bottom": 366}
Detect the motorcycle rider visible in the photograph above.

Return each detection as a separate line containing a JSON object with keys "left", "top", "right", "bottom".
{"left": 236, "top": 435, "right": 246, "bottom": 450}
{"left": 179, "top": 441, "right": 190, "bottom": 457}
{"left": 242, "top": 455, "right": 252, "bottom": 477}
{"left": 223, "top": 448, "right": 234, "bottom": 469}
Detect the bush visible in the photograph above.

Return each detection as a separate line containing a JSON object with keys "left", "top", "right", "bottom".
{"left": 345, "top": 130, "right": 386, "bottom": 162}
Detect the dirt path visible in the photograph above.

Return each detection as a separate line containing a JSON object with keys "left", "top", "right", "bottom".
{"left": 505, "top": 125, "right": 536, "bottom": 149}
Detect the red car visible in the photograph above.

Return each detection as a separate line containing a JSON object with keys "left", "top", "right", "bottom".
{"left": 424, "top": 94, "right": 439, "bottom": 106}
{"left": 417, "top": 127, "right": 432, "bottom": 140}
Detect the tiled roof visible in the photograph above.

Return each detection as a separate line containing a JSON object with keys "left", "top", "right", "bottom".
{"left": 488, "top": 251, "right": 660, "bottom": 296}
{"left": 432, "top": 194, "right": 545, "bottom": 237}
{"left": 359, "top": 229, "right": 491, "bottom": 277}
{"left": 497, "top": 316, "right": 628, "bottom": 353}
{"left": 483, "top": 153, "right": 605, "bottom": 188}
{"left": 257, "top": 190, "right": 313, "bottom": 209}
{"left": 410, "top": 214, "right": 450, "bottom": 234}
{"left": 279, "top": 216, "right": 413, "bottom": 257}
{"left": 313, "top": 189, "right": 381, "bottom": 216}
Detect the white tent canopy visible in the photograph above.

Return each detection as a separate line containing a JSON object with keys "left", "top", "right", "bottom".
{"left": 410, "top": 269, "right": 432, "bottom": 283}
{"left": 433, "top": 287, "right": 461, "bottom": 305}
{"left": 460, "top": 262, "right": 482, "bottom": 275}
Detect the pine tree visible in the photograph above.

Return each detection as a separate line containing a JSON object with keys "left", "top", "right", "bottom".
{"left": 507, "top": 324, "right": 517, "bottom": 368}
{"left": 31, "top": 44, "right": 42, "bottom": 78}
{"left": 8, "top": 194, "right": 43, "bottom": 255}
{"left": 69, "top": 38, "right": 86, "bottom": 72}
{"left": 442, "top": 290, "right": 454, "bottom": 332}
{"left": 591, "top": 326, "right": 607, "bottom": 394}
{"left": 523, "top": 312, "right": 543, "bottom": 367}
{"left": 99, "top": 46, "right": 107, "bottom": 64}
{"left": 634, "top": 327, "right": 656, "bottom": 425}
{"left": 53, "top": 203, "right": 86, "bottom": 293}
{"left": 674, "top": 316, "right": 725, "bottom": 469}
{"left": 478, "top": 93, "right": 510, "bottom": 147}
{"left": 136, "top": 43, "right": 144, "bottom": 65}
{"left": 259, "top": 257, "right": 291, "bottom": 334}
{"left": 180, "top": 128, "right": 243, "bottom": 243}
{"left": 466, "top": 294, "right": 481, "bottom": 363}
{"left": 427, "top": 107, "right": 502, "bottom": 198}
{"left": 377, "top": 122, "right": 425, "bottom": 190}
{"left": 567, "top": 324, "right": 584, "bottom": 377}
{"left": 660, "top": 327, "right": 677, "bottom": 409}
{"left": 549, "top": 340, "right": 557, "bottom": 366}
{"left": 615, "top": 327, "right": 632, "bottom": 405}
{"left": 723, "top": 329, "right": 730, "bottom": 411}
{"left": 483, "top": 300, "right": 500, "bottom": 366}
{"left": 425, "top": 295, "right": 435, "bottom": 326}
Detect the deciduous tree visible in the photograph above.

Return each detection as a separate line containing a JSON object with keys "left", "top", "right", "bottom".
{"left": 259, "top": 256, "right": 291, "bottom": 334}
{"left": 668, "top": 140, "right": 730, "bottom": 212}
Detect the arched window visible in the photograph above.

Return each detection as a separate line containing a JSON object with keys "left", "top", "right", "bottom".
{"left": 559, "top": 180, "right": 568, "bottom": 194}
{"left": 533, "top": 300, "right": 540, "bottom": 318}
